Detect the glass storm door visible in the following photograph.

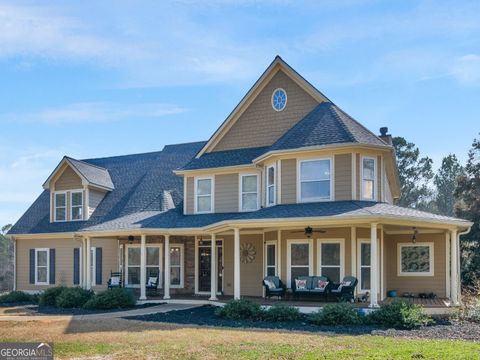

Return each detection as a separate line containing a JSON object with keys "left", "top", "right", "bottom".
{"left": 198, "top": 241, "right": 223, "bottom": 293}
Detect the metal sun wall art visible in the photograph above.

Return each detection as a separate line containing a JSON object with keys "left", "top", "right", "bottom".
{"left": 240, "top": 243, "right": 256, "bottom": 263}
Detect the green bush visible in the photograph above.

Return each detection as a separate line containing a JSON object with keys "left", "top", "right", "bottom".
{"left": 0, "top": 291, "right": 37, "bottom": 305}
{"left": 83, "top": 288, "right": 136, "bottom": 310}
{"left": 310, "top": 303, "right": 361, "bottom": 326}
{"left": 367, "top": 301, "right": 433, "bottom": 329}
{"left": 55, "top": 287, "right": 94, "bottom": 308}
{"left": 215, "top": 299, "right": 263, "bottom": 321}
{"left": 263, "top": 304, "right": 302, "bottom": 322}
{"left": 39, "top": 286, "right": 66, "bottom": 307}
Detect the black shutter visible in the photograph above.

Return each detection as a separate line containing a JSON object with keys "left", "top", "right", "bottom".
{"left": 49, "top": 249, "right": 56, "bottom": 285}
{"left": 73, "top": 248, "right": 80, "bottom": 285}
{"left": 29, "top": 249, "right": 35, "bottom": 284}
{"left": 95, "top": 247, "right": 102, "bottom": 285}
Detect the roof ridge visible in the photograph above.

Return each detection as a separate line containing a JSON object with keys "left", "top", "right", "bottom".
{"left": 66, "top": 156, "right": 109, "bottom": 171}
{"left": 326, "top": 103, "right": 357, "bottom": 143}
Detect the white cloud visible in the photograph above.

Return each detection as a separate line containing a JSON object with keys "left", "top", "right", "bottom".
{"left": 1, "top": 102, "right": 187, "bottom": 124}
{"left": 452, "top": 55, "right": 480, "bottom": 85}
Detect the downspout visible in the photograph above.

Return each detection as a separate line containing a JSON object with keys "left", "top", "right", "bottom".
{"left": 457, "top": 226, "right": 472, "bottom": 305}
{"left": 12, "top": 236, "right": 16, "bottom": 291}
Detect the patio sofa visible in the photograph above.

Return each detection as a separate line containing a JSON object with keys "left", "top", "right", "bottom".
{"left": 330, "top": 276, "right": 358, "bottom": 302}
{"left": 263, "top": 276, "right": 286, "bottom": 299}
{"left": 291, "top": 276, "right": 331, "bottom": 301}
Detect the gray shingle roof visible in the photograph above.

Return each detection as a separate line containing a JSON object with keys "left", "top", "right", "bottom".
{"left": 65, "top": 157, "right": 114, "bottom": 190}
{"left": 180, "top": 102, "right": 388, "bottom": 171}
{"left": 8, "top": 141, "right": 206, "bottom": 235}
{"left": 269, "top": 102, "right": 387, "bottom": 151}
{"left": 81, "top": 201, "right": 470, "bottom": 232}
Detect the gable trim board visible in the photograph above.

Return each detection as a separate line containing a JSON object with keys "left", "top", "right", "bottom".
{"left": 196, "top": 56, "right": 330, "bottom": 157}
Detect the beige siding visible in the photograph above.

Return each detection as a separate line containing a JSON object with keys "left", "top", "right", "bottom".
{"left": 186, "top": 177, "right": 194, "bottom": 214}
{"left": 334, "top": 154, "right": 352, "bottom": 200}
{"left": 54, "top": 166, "right": 82, "bottom": 191}
{"left": 88, "top": 189, "right": 106, "bottom": 217}
{"left": 356, "top": 153, "right": 361, "bottom": 200}
{"left": 215, "top": 174, "right": 238, "bottom": 213}
{"left": 385, "top": 233, "right": 447, "bottom": 298}
{"left": 377, "top": 155, "right": 383, "bottom": 201}
{"left": 223, "top": 234, "right": 264, "bottom": 297}
{"left": 281, "top": 159, "right": 296, "bottom": 204}
{"left": 16, "top": 237, "right": 119, "bottom": 291}
{"left": 212, "top": 70, "right": 320, "bottom": 151}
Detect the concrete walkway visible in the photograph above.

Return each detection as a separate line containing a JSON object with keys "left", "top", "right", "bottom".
{"left": 0, "top": 303, "right": 198, "bottom": 321}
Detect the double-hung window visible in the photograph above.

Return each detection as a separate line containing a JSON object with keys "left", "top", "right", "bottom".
{"left": 267, "top": 166, "right": 276, "bottom": 206}
{"left": 362, "top": 157, "right": 376, "bottom": 200}
{"left": 265, "top": 241, "right": 277, "bottom": 276}
{"left": 71, "top": 191, "right": 83, "bottom": 220}
{"left": 318, "top": 240, "right": 343, "bottom": 283}
{"left": 169, "top": 244, "right": 184, "bottom": 288}
{"left": 299, "top": 159, "right": 331, "bottom": 202}
{"left": 195, "top": 177, "right": 213, "bottom": 213}
{"left": 358, "top": 240, "right": 371, "bottom": 291}
{"left": 54, "top": 193, "right": 67, "bottom": 221}
{"left": 35, "top": 248, "right": 49, "bottom": 285}
{"left": 240, "top": 174, "right": 258, "bottom": 211}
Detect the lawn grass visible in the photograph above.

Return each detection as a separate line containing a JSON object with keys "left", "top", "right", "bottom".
{"left": 0, "top": 318, "right": 478, "bottom": 359}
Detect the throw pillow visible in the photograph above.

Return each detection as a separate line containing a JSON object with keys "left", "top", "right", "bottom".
{"left": 315, "top": 280, "right": 329, "bottom": 290}
{"left": 147, "top": 277, "right": 158, "bottom": 286}
{"left": 263, "top": 279, "right": 276, "bottom": 289}
{"left": 110, "top": 276, "right": 120, "bottom": 286}
{"left": 295, "top": 279, "right": 307, "bottom": 290}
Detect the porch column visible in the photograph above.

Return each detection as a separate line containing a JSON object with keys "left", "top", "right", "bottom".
{"left": 209, "top": 234, "right": 218, "bottom": 301}
{"left": 85, "top": 236, "right": 91, "bottom": 290}
{"left": 140, "top": 234, "right": 147, "bottom": 300}
{"left": 234, "top": 228, "right": 241, "bottom": 300}
{"left": 350, "top": 227, "right": 357, "bottom": 293}
{"left": 164, "top": 235, "right": 171, "bottom": 300}
{"left": 450, "top": 229, "right": 459, "bottom": 305}
{"left": 369, "top": 223, "right": 379, "bottom": 308}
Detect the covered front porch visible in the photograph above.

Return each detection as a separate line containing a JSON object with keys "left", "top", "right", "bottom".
{"left": 77, "top": 220, "right": 464, "bottom": 309}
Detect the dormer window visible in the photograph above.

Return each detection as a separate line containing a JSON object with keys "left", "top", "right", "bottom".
{"left": 54, "top": 192, "right": 67, "bottom": 222}
{"left": 71, "top": 191, "right": 84, "bottom": 221}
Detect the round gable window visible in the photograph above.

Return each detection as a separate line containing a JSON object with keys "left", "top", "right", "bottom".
{"left": 271, "top": 88, "right": 287, "bottom": 111}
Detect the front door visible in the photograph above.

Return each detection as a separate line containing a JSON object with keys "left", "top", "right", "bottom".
{"left": 198, "top": 240, "right": 223, "bottom": 294}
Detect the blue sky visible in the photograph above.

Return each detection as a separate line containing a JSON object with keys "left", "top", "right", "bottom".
{"left": 1, "top": 0, "right": 479, "bottom": 226}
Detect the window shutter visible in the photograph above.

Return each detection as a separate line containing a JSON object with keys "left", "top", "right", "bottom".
{"left": 95, "top": 247, "right": 102, "bottom": 285}
{"left": 49, "top": 249, "right": 56, "bottom": 284}
{"left": 73, "top": 248, "right": 80, "bottom": 285}
{"left": 29, "top": 249, "right": 35, "bottom": 284}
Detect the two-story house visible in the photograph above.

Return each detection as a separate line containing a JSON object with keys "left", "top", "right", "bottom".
{"left": 8, "top": 56, "right": 472, "bottom": 308}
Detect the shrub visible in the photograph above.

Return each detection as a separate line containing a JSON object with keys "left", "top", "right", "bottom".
{"left": 367, "top": 301, "right": 433, "bottom": 329}
{"left": 215, "top": 299, "right": 263, "bottom": 321}
{"left": 0, "top": 291, "right": 36, "bottom": 305}
{"left": 452, "top": 297, "right": 480, "bottom": 323}
{"left": 39, "top": 286, "right": 66, "bottom": 307}
{"left": 55, "top": 287, "right": 94, "bottom": 308}
{"left": 263, "top": 304, "right": 302, "bottom": 322}
{"left": 310, "top": 303, "right": 361, "bottom": 326}
{"left": 83, "top": 288, "right": 136, "bottom": 310}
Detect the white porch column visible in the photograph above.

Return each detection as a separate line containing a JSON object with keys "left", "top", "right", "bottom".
{"left": 450, "top": 229, "right": 459, "bottom": 305}
{"left": 350, "top": 227, "right": 357, "bottom": 292}
{"left": 140, "top": 234, "right": 147, "bottom": 300}
{"left": 85, "top": 236, "right": 91, "bottom": 290}
{"left": 369, "top": 223, "right": 379, "bottom": 308}
{"left": 445, "top": 232, "right": 451, "bottom": 299}
{"left": 209, "top": 234, "right": 218, "bottom": 300}
{"left": 234, "top": 228, "right": 241, "bottom": 300}
{"left": 13, "top": 238, "right": 16, "bottom": 291}
{"left": 164, "top": 235, "right": 171, "bottom": 300}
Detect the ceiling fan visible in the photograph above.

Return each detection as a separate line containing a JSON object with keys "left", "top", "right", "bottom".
{"left": 291, "top": 226, "right": 326, "bottom": 238}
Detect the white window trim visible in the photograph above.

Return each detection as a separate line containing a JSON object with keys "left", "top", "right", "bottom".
{"left": 194, "top": 176, "right": 214, "bottom": 214}
{"left": 239, "top": 173, "right": 260, "bottom": 212}
{"left": 357, "top": 239, "right": 371, "bottom": 293}
{"left": 317, "top": 238, "right": 345, "bottom": 282}
{"left": 361, "top": 156, "right": 377, "bottom": 201}
{"left": 297, "top": 157, "right": 333, "bottom": 203}
{"left": 53, "top": 191, "right": 67, "bottom": 222}
{"left": 169, "top": 243, "right": 184, "bottom": 288}
{"left": 264, "top": 240, "right": 277, "bottom": 277}
{"left": 397, "top": 242, "right": 434, "bottom": 277}
{"left": 286, "top": 239, "right": 313, "bottom": 288}
{"left": 125, "top": 244, "right": 163, "bottom": 288}
{"left": 70, "top": 190, "right": 84, "bottom": 221}
{"left": 35, "top": 248, "right": 50, "bottom": 285}
{"left": 266, "top": 165, "right": 276, "bottom": 207}
{"left": 271, "top": 87, "right": 287, "bottom": 112}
